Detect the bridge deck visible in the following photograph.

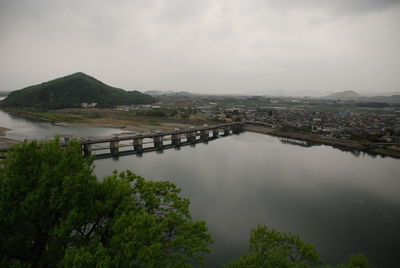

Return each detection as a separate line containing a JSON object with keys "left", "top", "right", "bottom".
{"left": 80, "top": 122, "right": 245, "bottom": 145}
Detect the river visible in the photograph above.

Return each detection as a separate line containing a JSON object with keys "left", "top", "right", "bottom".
{"left": 1, "top": 109, "right": 399, "bottom": 267}
{"left": 0, "top": 109, "right": 122, "bottom": 140}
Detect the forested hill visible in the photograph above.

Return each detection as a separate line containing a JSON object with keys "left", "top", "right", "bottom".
{"left": 1, "top": 72, "right": 157, "bottom": 109}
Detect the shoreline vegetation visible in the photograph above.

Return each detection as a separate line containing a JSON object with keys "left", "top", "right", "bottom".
{"left": 1, "top": 108, "right": 400, "bottom": 159}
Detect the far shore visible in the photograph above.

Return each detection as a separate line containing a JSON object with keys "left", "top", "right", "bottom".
{"left": 54, "top": 121, "right": 199, "bottom": 134}
{"left": 0, "top": 127, "right": 11, "bottom": 136}
{"left": 244, "top": 124, "right": 400, "bottom": 159}
{"left": 1, "top": 107, "right": 400, "bottom": 159}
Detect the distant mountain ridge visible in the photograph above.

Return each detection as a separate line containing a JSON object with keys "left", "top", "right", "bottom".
{"left": 144, "top": 90, "right": 195, "bottom": 96}
{"left": 1, "top": 72, "right": 157, "bottom": 109}
{"left": 323, "top": 90, "right": 363, "bottom": 100}
{"left": 321, "top": 90, "right": 400, "bottom": 103}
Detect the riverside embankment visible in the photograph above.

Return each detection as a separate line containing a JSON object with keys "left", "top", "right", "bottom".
{"left": 244, "top": 124, "right": 400, "bottom": 159}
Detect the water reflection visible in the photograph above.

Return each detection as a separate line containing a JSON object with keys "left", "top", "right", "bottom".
{"left": 277, "top": 136, "right": 389, "bottom": 159}
{"left": 94, "top": 132, "right": 400, "bottom": 268}
{"left": 0, "top": 109, "right": 122, "bottom": 140}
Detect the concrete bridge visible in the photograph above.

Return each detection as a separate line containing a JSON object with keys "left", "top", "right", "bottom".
{"left": 79, "top": 122, "right": 245, "bottom": 159}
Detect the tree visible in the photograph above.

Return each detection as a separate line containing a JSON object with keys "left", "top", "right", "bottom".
{"left": 224, "top": 225, "right": 321, "bottom": 268}
{"left": 326, "top": 254, "right": 375, "bottom": 268}
{"left": 0, "top": 139, "right": 212, "bottom": 267}
{"left": 0, "top": 139, "right": 97, "bottom": 267}
{"left": 63, "top": 171, "right": 212, "bottom": 268}
{"left": 225, "top": 225, "right": 375, "bottom": 268}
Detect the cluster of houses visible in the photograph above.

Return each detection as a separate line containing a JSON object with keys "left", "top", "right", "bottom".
{"left": 250, "top": 108, "right": 399, "bottom": 142}
{"left": 195, "top": 105, "right": 400, "bottom": 143}
{"left": 111, "top": 95, "right": 400, "bottom": 144}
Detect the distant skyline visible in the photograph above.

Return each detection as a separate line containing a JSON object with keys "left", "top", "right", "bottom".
{"left": 1, "top": 0, "right": 399, "bottom": 95}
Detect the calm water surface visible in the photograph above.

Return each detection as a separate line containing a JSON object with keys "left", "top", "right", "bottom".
{"left": 1, "top": 109, "right": 399, "bottom": 267}
{"left": 0, "top": 109, "right": 122, "bottom": 140}
{"left": 95, "top": 133, "right": 400, "bottom": 267}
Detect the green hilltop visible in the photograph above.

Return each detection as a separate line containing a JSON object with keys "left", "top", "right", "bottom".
{"left": 1, "top": 72, "right": 157, "bottom": 109}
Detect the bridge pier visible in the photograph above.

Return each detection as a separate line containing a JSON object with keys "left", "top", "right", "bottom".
{"left": 223, "top": 126, "right": 231, "bottom": 136}
{"left": 212, "top": 128, "right": 219, "bottom": 138}
{"left": 110, "top": 140, "right": 119, "bottom": 154}
{"left": 154, "top": 136, "right": 163, "bottom": 150}
{"left": 187, "top": 131, "right": 196, "bottom": 143}
{"left": 171, "top": 133, "right": 181, "bottom": 146}
{"left": 83, "top": 144, "right": 92, "bottom": 156}
{"left": 232, "top": 124, "right": 242, "bottom": 134}
{"left": 133, "top": 138, "right": 143, "bottom": 152}
{"left": 200, "top": 129, "right": 209, "bottom": 140}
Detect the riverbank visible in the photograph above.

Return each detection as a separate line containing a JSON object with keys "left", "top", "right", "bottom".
{"left": 1, "top": 108, "right": 210, "bottom": 134}
{"left": 244, "top": 124, "right": 400, "bottom": 159}
{"left": 0, "top": 127, "right": 11, "bottom": 136}
{"left": 0, "top": 127, "right": 19, "bottom": 153}
{"left": 0, "top": 137, "right": 19, "bottom": 151}
{"left": 2, "top": 108, "right": 400, "bottom": 159}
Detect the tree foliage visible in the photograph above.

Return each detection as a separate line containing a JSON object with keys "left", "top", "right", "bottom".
{"left": 224, "top": 225, "right": 375, "bottom": 268}
{"left": 0, "top": 139, "right": 212, "bottom": 267}
{"left": 1, "top": 72, "right": 157, "bottom": 109}
{"left": 0, "top": 138, "right": 375, "bottom": 268}
{"left": 326, "top": 254, "right": 375, "bottom": 268}
{"left": 224, "top": 225, "right": 321, "bottom": 268}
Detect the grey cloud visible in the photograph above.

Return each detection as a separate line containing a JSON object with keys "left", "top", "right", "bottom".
{"left": 0, "top": 0, "right": 399, "bottom": 94}
{"left": 266, "top": 0, "right": 400, "bottom": 15}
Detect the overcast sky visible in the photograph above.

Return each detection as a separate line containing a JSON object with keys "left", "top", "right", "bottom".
{"left": 0, "top": 0, "right": 399, "bottom": 95}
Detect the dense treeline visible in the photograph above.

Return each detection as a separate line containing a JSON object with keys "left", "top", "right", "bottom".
{"left": 1, "top": 72, "right": 157, "bottom": 109}
{"left": 355, "top": 102, "right": 389, "bottom": 108}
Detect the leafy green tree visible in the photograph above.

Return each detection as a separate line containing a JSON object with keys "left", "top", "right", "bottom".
{"left": 326, "top": 254, "right": 375, "bottom": 268}
{"left": 0, "top": 139, "right": 212, "bottom": 267}
{"left": 224, "top": 225, "right": 321, "bottom": 268}
{"left": 63, "top": 171, "right": 212, "bottom": 267}
{"left": 225, "top": 225, "right": 375, "bottom": 268}
{"left": 0, "top": 139, "right": 97, "bottom": 267}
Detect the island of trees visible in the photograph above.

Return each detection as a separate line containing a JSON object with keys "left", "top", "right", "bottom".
{"left": 0, "top": 139, "right": 374, "bottom": 267}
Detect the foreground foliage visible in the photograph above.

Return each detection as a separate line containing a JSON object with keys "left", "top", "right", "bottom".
{"left": 224, "top": 225, "right": 321, "bottom": 268}
{"left": 225, "top": 225, "right": 375, "bottom": 268}
{"left": 0, "top": 139, "right": 212, "bottom": 267}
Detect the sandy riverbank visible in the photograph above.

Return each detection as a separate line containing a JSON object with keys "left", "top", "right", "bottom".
{"left": 3, "top": 107, "right": 207, "bottom": 134}
{"left": 0, "top": 127, "right": 20, "bottom": 151}
{"left": 55, "top": 121, "right": 201, "bottom": 134}
{"left": 0, "top": 137, "right": 19, "bottom": 151}
{"left": 0, "top": 127, "right": 11, "bottom": 136}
